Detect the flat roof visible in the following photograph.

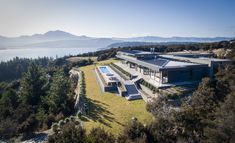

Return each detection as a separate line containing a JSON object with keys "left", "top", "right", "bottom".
{"left": 167, "top": 50, "right": 212, "bottom": 55}
{"left": 142, "top": 58, "right": 201, "bottom": 68}
{"left": 161, "top": 54, "right": 231, "bottom": 62}
{"left": 116, "top": 54, "right": 204, "bottom": 71}
{"left": 164, "top": 61, "right": 201, "bottom": 68}
{"left": 117, "top": 50, "right": 231, "bottom": 70}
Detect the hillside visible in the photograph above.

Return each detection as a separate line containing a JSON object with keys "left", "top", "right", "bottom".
{"left": 0, "top": 30, "right": 233, "bottom": 50}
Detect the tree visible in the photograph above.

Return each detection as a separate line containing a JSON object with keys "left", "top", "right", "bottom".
{"left": 191, "top": 78, "right": 217, "bottom": 120}
{"left": 0, "top": 118, "right": 17, "bottom": 140}
{"left": 48, "top": 122, "right": 86, "bottom": 143}
{"left": 147, "top": 118, "right": 177, "bottom": 143}
{"left": 215, "top": 65, "right": 235, "bottom": 102}
{"left": 204, "top": 92, "right": 235, "bottom": 143}
{"left": 44, "top": 70, "right": 74, "bottom": 115}
{"left": 146, "top": 95, "right": 172, "bottom": 119}
{"left": 117, "top": 118, "right": 147, "bottom": 143}
{"left": 20, "top": 62, "right": 46, "bottom": 106}
{"left": 17, "top": 114, "right": 39, "bottom": 139}
{"left": 0, "top": 89, "right": 18, "bottom": 118}
{"left": 174, "top": 108, "right": 203, "bottom": 142}
{"left": 87, "top": 127, "right": 115, "bottom": 143}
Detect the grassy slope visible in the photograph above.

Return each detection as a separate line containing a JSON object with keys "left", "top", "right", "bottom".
{"left": 80, "top": 59, "right": 153, "bottom": 135}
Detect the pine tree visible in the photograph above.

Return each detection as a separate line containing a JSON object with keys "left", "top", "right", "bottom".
{"left": 20, "top": 62, "right": 46, "bottom": 106}
{"left": 45, "top": 70, "right": 73, "bottom": 115}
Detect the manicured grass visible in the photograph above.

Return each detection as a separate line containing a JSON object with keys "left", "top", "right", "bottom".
{"left": 79, "top": 59, "right": 154, "bottom": 135}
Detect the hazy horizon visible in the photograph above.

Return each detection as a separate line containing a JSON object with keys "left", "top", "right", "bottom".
{"left": 0, "top": 0, "right": 235, "bottom": 38}
{"left": 0, "top": 30, "right": 235, "bottom": 39}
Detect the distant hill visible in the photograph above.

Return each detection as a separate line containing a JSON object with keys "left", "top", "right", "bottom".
{"left": 115, "top": 36, "right": 234, "bottom": 43}
{"left": 0, "top": 30, "right": 121, "bottom": 49}
{"left": 0, "top": 30, "right": 234, "bottom": 49}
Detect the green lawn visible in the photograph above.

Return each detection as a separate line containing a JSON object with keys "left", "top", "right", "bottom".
{"left": 79, "top": 59, "right": 154, "bottom": 135}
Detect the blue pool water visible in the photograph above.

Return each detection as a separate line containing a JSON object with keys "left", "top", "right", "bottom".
{"left": 99, "top": 66, "right": 111, "bottom": 74}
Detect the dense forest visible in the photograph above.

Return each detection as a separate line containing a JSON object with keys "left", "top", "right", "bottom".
{"left": 0, "top": 57, "right": 93, "bottom": 141}
{"left": 0, "top": 40, "right": 234, "bottom": 142}
{"left": 0, "top": 57, "right": 93, "bottom": 82}
{"left": 0, "top": 62, "right": 75, "bottom": 140}
{"left": 0, "top": 57, "right": 53, "bottom": 82}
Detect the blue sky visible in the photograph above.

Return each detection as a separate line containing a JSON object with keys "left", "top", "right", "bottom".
{"left": 0, "top": 0, "right": 234, "bottom": 37}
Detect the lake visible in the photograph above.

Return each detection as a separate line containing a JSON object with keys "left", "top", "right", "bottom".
{"left": 0, "top": 47, "right": 97, "bottom": 62}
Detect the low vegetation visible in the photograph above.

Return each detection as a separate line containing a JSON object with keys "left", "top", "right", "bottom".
{"left": 109, "top": 63, "right": 129, "bottom": 80}
{"left": 139, "top": 79, "right": 158, "bottom": 94}
{"left": 78, "top": 71, "right": 89, "bottom": 115}
{"left": 49, "top": 121, "right": 115, "bottom": 143}
{"left": 110, "top": 62, "right": 131, "bottom": 78}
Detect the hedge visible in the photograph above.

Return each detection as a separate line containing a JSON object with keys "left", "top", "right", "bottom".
{"left": 139, "top": 79, "right": 158, "bottom": 94}
{"left": 110, "top": 62, "right": 131, "bottom": 78}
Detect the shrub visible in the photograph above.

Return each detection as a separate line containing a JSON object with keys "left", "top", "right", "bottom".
{"left": 167, "top": 93, "right": 179, "bottom": 100}
{"left": 51, "top": 123, "right": 59, "bottom": 133}
{"left": 70, "top": 116, "right": 76, "bottom": 122}
{"left": 58, "top": 120, "right": 65, "bottom": 127}
{"left": 45, "top": 114, "right": 56, "bottom": 129}
{"left": 74, "top": 120, "right": 81, "bottom": 126}
{"left": 65, "top": 117, "right": 70, "bottom": 123}
{"left": 139, "top": 79, "right": 159, "bottom": 94}
{"left": 87, "top": 127, "right": 115, "bottom": 143}
{"left": 48, "top": 122, "right": 86, "bottom": 143}
{"left": 77, "top": 111, "right": 82, "bottom": 118}
{"left": 117, "top": 118, "right": 147, "bottom": 142}
{"left": 110, "top": 63, "right": 131, "bottom": 78}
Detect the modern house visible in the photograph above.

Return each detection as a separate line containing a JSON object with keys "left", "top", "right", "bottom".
{"left": 116, "top": 50, "right": 231, "bottom": 87}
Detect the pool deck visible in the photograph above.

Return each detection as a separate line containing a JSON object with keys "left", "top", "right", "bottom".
{"left": 97, "top": 66, "right": 119, "bottom": 84}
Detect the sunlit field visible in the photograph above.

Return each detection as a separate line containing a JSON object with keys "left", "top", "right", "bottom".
{"left": 79, "top": 59, "right": 154, "bottom": 135}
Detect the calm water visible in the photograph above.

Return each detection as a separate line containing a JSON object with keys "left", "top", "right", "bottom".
{"left": 0, "top": 47, "right": 97, "bottom": 62}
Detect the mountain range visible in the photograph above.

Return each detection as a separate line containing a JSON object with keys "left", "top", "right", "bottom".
{"left": 0, "top": 30, "right": 234, "bottom": 50}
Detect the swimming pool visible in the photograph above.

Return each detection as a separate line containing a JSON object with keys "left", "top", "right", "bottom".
{"left": 99, "top": 66, "right": 111, "bottom": 74}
